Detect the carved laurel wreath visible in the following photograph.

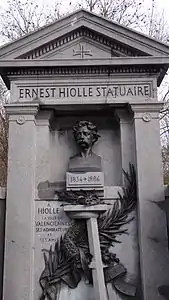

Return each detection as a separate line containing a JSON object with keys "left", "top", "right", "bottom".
{"left": 39, "top": 164, "right": 137, "bottom": 300}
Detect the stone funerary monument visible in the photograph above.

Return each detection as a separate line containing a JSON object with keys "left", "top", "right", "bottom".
{"left": 0, "top": 9, "right": 169, "bottom": 300}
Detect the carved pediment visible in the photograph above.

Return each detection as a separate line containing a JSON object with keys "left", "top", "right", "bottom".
{"left": 0, "top": 9, "right": 169, "bottom": 62}
{"left": 17, "top": 28, "right": 147, "bottom": 60}
{"left": 0, "top": 9, "right": 169, "bottom": 88}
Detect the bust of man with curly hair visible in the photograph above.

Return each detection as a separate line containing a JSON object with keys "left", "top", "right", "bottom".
{"left": 68, "top": 120, "right": 102, "bottom": 172}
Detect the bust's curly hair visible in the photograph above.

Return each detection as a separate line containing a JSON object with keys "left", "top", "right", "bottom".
{"left": 73, "top": 120, "right": 100, "bottom": 145}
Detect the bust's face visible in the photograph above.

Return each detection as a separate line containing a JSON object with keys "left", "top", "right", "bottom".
{"left": 75, "top": 126, "right": 93, "bottom": 150}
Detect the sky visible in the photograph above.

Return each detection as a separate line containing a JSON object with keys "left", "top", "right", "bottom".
{"left": 0, "top": 0, "right": 169, "bottom": 14}
{"left": 0, "top": 0, "right": 169, "bottom": 23}
{"left": 0, "top": 0, "right": 168, "bottom": 36}
{"left": 40, "top": 0, "right": 169, "bottom": 17}
{"left": 40, "top": 0, "right": 169, "bottom": 15}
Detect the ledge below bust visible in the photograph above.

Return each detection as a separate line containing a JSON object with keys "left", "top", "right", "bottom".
{"left": 64, "top": 204, "right": 108, "bottom": 219}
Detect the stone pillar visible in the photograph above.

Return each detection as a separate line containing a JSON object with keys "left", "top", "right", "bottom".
{"left": 87, "top": 217, "right": 107, "bottom": 300}
{"left": 35, "top": 110, "right": 54, "bottom": 199}
{"left": 114, "top": 108, "right": 139, "bottom": 299}
{"left": 64, "top": 205, "right": 108, "bottom": 300}
{"left": 131, "top": 102, "right": 169, "bottom": 300}
{"left": 3, "top": 103, "right": 39, "bottom": 300}
{"left": 115, "top": 109, "right": 135, "bottom": 180}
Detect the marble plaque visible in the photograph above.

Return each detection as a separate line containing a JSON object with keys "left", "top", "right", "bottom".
{"left": 66, "top": 172, "right": 104, "bottom": 190}
{"left": 34, "top": 200, "right": 72, "bottom": 299}
{"left": 34, "top": 201, "right": 71, "bottom": 245}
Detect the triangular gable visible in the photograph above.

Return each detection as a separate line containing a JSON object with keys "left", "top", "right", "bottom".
{"left": 0, "top": 9, "right": 169, "bottom": 61}
{"left": 17, "top": 27, "right": 147, "bottom": 60}
{"left": 0, "top": 9, "right": 169, "bottom": 88}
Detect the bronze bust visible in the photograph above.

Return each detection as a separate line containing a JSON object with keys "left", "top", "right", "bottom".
{"left": 68, "top": 120, "right": 102, "bottom": 172}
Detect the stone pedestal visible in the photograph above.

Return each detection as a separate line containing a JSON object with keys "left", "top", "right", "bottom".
{"left": 64, "top": 205, "right": 108, "bottom": 300}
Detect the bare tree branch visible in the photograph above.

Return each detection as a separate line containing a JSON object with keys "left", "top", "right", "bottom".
{"left": 0, "top": 0, "right": 62, "bottom": 41}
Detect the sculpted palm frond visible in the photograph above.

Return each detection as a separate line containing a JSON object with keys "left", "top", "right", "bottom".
{"left": 39, "top": 164, "right": 137, "bottom": 299}
{"left": 39, "top": 236, "right": 81, "bottom": 300}
{"left": 98, "top": 163, "right": 137, "bottom": 251}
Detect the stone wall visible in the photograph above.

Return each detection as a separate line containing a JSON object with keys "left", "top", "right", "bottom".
{"left": 165, "top": 186, "right": 169, "bottom": 249}
{"left": 0, "top": 187, "right": 5, "bottom": 300}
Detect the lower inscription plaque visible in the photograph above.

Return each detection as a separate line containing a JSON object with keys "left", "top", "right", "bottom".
{"left": 34, "top": 200, "right": 72, "bottom": 298}
{"left": 35, "top": 201, "right": 71, "bottom": 245}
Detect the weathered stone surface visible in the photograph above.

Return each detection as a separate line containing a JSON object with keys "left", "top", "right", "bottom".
{"left": 0, "top": 188, "right": 6, "bottom": 300}
{"left": 2, "top": 9, "right": 169, "bottom": 300}
{"left": 132, "top": 103, "right": 169, "bottom": 300}
{"left": 34, "top": 200, "right": 72, "bottom": 299}
{"left": 3, "top": 105, "right": 38, "bottom": 300}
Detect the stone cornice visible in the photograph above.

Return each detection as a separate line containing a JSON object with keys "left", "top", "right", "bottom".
{"left": 1, "top": 56, "right": 169, "bottom": 68}
{"left": 1, "top": 57, "right": 167, "bottom": 89}
{"left": 35, "top": 110, "right": 54, "bottom": 126}
{"left": 7, "top": 65, "right": 160, "bottom": 77}
{"left": 130, "top": 102, "right": 163, "bottom": 120}
{"left": 130, "top": 102, "right": 163, "bottom": 113}
{"left": 115, "top": 108, "right": 133, "bottom": 124}
{"left": 5, "top": 103, "right": 39, "bottom": 116}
